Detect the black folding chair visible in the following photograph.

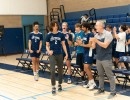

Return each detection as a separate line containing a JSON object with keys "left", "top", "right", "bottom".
{"left": 39, "top": 53, "right": 50, "bottom": 73}
{"left": 91, "top": 66, "right": 98, "bottom": 80}
{"left": 118, "top": 56, "right": 130, "bottom": 88}
{"left": 71, "top": 52, "right": 82, "bottom": 78}
{"left": 16, "top": 49, "right": 32, "bottom": 70}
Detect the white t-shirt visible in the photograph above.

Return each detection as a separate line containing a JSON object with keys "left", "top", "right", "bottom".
{"left": 81, "top": 16, "right": 89, "bottom": 23}
{"left": 116, "top": 32, "right": 126, "bottom": 52}
{"left": 70, "top": 32, "right": 75, "bottom": 39}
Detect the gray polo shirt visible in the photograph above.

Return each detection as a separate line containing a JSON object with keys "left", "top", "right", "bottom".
{"left": 95, "top": 30, "right": 113, "bottom": 61}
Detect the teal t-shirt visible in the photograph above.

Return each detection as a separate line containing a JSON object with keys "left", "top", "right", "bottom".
{"left": 74, "top": 31, "right": 84, "bottom": 53}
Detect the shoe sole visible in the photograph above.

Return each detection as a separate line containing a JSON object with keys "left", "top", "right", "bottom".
{"left": 52, "top": 93, "right": 56, "bottom": 95}
{"left": 94, "top": 92, "right": 105, "bottom": 96}
{"left": 67, "top": 82, "right": 72, "bottom": 84}
{"left": 83, "top": 85, "right": 89, "bottom": 88}
{"left": 88, "top": 86, "right": 97, "bottom": 91}
{"left": 108, "top": 94, "right": 116, "bottom": 99}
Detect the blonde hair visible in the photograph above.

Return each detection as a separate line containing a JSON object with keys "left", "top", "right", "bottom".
{"left": 62, "top": 22, "right": 68, "bottom": 27}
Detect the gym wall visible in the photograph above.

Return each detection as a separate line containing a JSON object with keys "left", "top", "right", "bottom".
{"left": 48, "top": 0, "right": 130, "bottom": 13}
{"left": 0, "top": 15, "right": 44, "bottom": 55}
{"left": 46, "top": 0, "right": 130, "bottom": 20}
{"left": 0, "top": 0, "right": 47, "bottom": 55}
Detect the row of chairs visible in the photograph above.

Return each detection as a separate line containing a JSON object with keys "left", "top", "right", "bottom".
{"left": 16, "top": 48, "right": 82, "bottom": 78}
{"left": 16, "top": 49, "right": 130, "bottom": 89}
{"left": 91, "top": 56, "right": 130, "bottom": 89}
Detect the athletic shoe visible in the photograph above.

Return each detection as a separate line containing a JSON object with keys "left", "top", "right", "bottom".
{"left": 34, "top": 75, "right": 38, "bottom": 81}
{"left": 94, "top": 89, "right": 105, "bottom": 96}
{"left": 58, "top": 84, "right": 62, "bottom": 92}
{"left": 88, "top": 83, "right": 96, "bottom": 90}
{"left": 107, "top": 92, "right": 116, "bottom": 99}
{"left": 52, "top": 87, "right": 56, "bottom": 95}
{"left": 83, "top": 83, "right": 90, "bottom": 88}
{"left": 67, "top": 78, "right": 72, "bottom": 84}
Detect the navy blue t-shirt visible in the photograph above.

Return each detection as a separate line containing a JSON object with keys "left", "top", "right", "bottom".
{"left": 82, "top": 32, "right": 94, "bottom": 55}
{"left": 62, "top": 33, "right": 72, "bottom": 53}
{"left": 28, "top": 32, "right": 43, "bottom": 52}
{"left": 46, "top": 32, "right": 65, "bottom": 55}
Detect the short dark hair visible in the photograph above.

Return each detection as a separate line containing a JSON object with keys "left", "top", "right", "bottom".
{"left": 84, "top": 14, "right": 88, "bottom": 17}
{"left": 81, "top": 22, "right": 91, "bottom": 30}
{"left": 33, "top": 21, "right": 39, "bottom": 26}
{"left": 120, "top": 24, "right": 127, "bottom": 32}
{"left": 75, "top": 23, "right": 81, "bottom": 28}
{"left": 91, "top": 27, "right": 96, "bottom": 31}
{"left": 106, "top": 25, "right": 112, "bottom": 30}
{"left": 49, "top": 21, "right": 60, "bottom": 32}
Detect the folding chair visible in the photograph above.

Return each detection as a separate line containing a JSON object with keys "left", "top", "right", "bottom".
{"left": 119, "top": 56, "right": 130, "bottom": 70}
{"left": 91, "top": 66, "right": 98, "bottom": 80}
{"left": 39, "top": 53, "right": 50, "bottom": 73}
{"left": 118, "top": 56, "right": 130, "bottom": 88}
{"left": 71, "top": 52, "right": 81, "bottom": 78}
{"left": 16, "top": 49, "right": 32, "bottom": 70}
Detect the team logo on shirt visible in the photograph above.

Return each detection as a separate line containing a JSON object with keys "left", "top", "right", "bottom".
{"left": 83, "top": 37, "right": 87, "bottom": 41}
{"left": 50, "top": 36, "right": 61, "bottom": 44}
{"left": 32, "top": 35, "right": 40, "bottom": 42}
{"left": 83, "top": 37, "right": 87, "bottom": 44}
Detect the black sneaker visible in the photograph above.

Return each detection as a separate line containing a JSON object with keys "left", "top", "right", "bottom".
{"left": 108, "top": 92, "right": 116, "bottom": 99}
{"left": 52, "top": 87, "right": 56, "bottom": 95}
{"left": 94, "top": 89, "right": 105, "bottom": 96}
{"left": 58, "top": 85, "right": 62, "bottom": 92}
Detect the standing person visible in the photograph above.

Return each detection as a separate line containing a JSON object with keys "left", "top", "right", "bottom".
{"left": 78, "top": 22, "right": 96, "bottom": 90}
{"left": 91, "top": 27, "right": 97, "bottom": 36}
{"left": 46, "top": 21, "right": 68, "bottom": 95}
{"left": 68, "top": 28, "right": 75, "bottom": 41}
{"left": 90, "top": 21, "right": 116, "bottom": 99}
{"left": 62, "top": 22, "right": 73, "bottom": 84}
{"left": 113, "top": 25, "right": 127, "bottom": 70}
{"left": 126, "top": 26, "right": 130, "bottom": 55}
{"left": 106, "top": 25, "right": 112, "bottom": 33}
{"left": 74, "top": 23, "right": 85, "bottom": 83}
{"left": 106, "top": 25, "right": 118, "bottom": 68}
{"left": 28, "top": 21, "right": 43, "bottom": 81}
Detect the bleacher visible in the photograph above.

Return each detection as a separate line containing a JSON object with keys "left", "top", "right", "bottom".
{"left": 62, "top": 13, "right": 129, "bottom": 32}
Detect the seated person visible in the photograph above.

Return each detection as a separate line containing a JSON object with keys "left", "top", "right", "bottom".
{"left": 79, "top": 14, "right": 90, "bottom": 24}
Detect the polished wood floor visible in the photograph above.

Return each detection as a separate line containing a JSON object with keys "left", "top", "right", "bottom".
{"left": 0, "top": 55, "right": 130, "bottom": 100}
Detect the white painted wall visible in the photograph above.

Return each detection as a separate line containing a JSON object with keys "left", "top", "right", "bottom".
{"left": 0, "top": 0, "right": 47, "bottom": 15}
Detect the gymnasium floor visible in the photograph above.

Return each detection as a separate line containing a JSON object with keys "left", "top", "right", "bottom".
{"left": 0, "top": 55, "right": 130, "bottom": 100}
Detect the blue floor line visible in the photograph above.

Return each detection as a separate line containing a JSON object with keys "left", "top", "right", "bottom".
{"left": 0, "top": 95, "right": 13, "bottom": 100}
{"left": 18, "top": 85, "right": 77, "bottom": 100}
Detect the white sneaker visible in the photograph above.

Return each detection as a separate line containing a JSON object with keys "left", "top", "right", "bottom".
{"left": 83, "top": 83, "right": 90, "bottom": 88}
{"left": 67, "top": 78, "right": 72, "bottom": 84}
{"left": 88, "top": 83, "right": 96, "bottom": 90}
{"left": 34, "top": 74, "right": 39, "bottom": 81}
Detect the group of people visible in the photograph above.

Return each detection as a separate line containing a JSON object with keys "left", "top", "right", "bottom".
{"left": 28, "top": 20, "right": 130, "bottom": 99}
